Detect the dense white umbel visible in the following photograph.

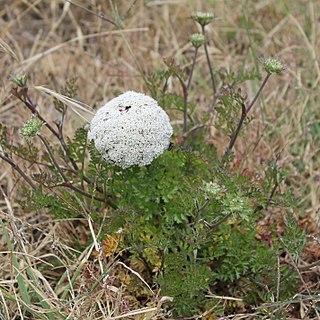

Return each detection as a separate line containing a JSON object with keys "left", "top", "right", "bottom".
{"left": 88, "top": 91, "right": 173, "bottom": 168}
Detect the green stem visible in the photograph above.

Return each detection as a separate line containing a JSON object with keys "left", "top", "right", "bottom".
{"left": 39, "top": 135, "right": 113, "bottom": 206}
{"left": 180, "top": 46, "right": 199, "bottom": 133}
{"left": 13, "top": 88, "right": 106, "bottom": 194}
{"left": 224, "top": 73, "right": 271, "bottom": 157}
{"left": 177, "top": 76, "right": 188, "bottom": 133}
{"left": 224, "top": 102, "right": 247, "bottom": 157}
{"left": 201, "top": 25, "right": 216, "bottom": 97}
{"left": 15, "top": 91, "right": 79, "bottom": 172}
{"left": 186, "top": 47, "right": 198, "bottom": 91}
{"left": 246, "top": 73, "right": 271, "bottom": 114}
{"left": 39, "top": 135, "right": 68, "bottom": 181}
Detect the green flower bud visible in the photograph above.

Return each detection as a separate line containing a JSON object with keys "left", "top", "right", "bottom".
{"left": 263, "top": 57, "right": 285, "bottom": 74}
{"left": 10, "top": 74, "right": 27, "bottom": 87}
{"left": 20, "top": 117, "right": 44, "bottom": 140}
{"left": 190, "top": 33, "right": 207, "bottom": 48}
{"left": 191, "top": 12, "right": 215, "bottom": 27}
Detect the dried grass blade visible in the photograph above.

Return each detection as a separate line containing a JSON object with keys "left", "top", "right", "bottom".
{"left": 116, "top": 261, "right": 153, "bottom": 293}
{"left": 33, "top": 85, "right": 94, "bottom": 122}
{"left": 0, "top": 218, "right": 31, "bottom": 305}
{"left": 0, "top": 38, "right": 19, "bottom": 61}
{"left": 21, "top": 28, "right": 148, "bottom": 68}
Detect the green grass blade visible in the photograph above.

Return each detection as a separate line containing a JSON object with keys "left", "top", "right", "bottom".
{"left": 0, "top": 218, "right": 30, "bottom": 306}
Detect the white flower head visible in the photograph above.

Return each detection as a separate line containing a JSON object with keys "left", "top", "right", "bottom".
{"left": 88, "top": 91, "right": 173, "bottom": 169}
{"left": 191, "top": 12, "right": 216, "bottom": 26}
{"left": 20, "top": 116, "right": 44, "bottom": 140}
{"left": 202, "top": 181, "right": 222, "bottom": 199}
{"left": 190, "top": 33, "right": 207, "bottom": 48}
{"left": 263, "top": 57, "right": 285, "bottom": 74}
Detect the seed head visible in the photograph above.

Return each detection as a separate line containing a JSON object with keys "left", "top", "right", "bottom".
{"left": 263, "top": 57, "right": 285, "bottom": 75}
{"left": 190, "top": 33, "right": 207, "bottom": 48}
{"left": 191, "top": 12, "right": 215, "bottom": 27}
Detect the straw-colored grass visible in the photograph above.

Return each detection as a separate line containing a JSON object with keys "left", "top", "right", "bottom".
{"left": 1, "top": 0, "right": 319, "bottom": 319}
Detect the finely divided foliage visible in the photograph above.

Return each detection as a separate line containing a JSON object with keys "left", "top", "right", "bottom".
{"left": 0, "top": 2, "right": 313, "bottom": 320}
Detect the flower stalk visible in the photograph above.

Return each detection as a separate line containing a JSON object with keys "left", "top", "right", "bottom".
{"left": 8, "top": 78, "right": 114, "bottom": 202}
{"left": 38, "top": 134, "right": 113, "bottom": 205}
{"left": 181, "top": 41, "right": 200, "bottom": 133}
{"left": 223, "top": 56, "right": 285, "bottom": 158}
{"left": 0, "top": 151, "right": 37, "bottom": 190}
{"left": 201, "top": 25, "right": 216, "bottom": 97}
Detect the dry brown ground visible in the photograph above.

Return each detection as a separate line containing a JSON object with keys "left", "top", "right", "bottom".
{"left": 0, "top": 0, "right": 320, "bottom": 319}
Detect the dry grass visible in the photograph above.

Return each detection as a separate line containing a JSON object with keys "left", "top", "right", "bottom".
{"left": 0, "top": 0, "right": 320, "bottom": 319}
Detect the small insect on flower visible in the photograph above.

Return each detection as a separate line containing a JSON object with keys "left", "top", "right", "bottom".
{"left": 119, "top": 105, "right": 131, "bottom": 113}
{"left": 88, "top": 91, "right": 173, "bottom": 169}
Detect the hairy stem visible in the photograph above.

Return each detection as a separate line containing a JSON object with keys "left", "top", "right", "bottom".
{"left": 266, "top": 180, "right": 279, "bottom": 208}
{"left": 186, "top": 47, "right": 198, "bottom": 91}
{"left": 246, "top": 73, "right": 271, "bottom": 114}
{"left": 224, "top": 102, "right": 247, "bottom": 157}
{"left": 205, "top": 212, "right": 233, "bottom": 235}
{"left": 39, "top": 135, "right": 69, "bottom": 182}
{"left": 180, "top": 46, "right": 199, "bottom": 133}
{"left": 13, "top": 88, "right": 106, "bottom": 194}
{"left": 0, "top": 152, "right": 37, "bottom": 190}
{"left": 39, "top": 135, "right": 114, "bottom": 206}
{"left": 14, "top": 90, "right": 79, "bottom": 171}
{"left": 53, "top": 181, "right": 111, "bottom": 205}
{"left": 177, "top": 76, "right": 188, "bottom": 133}
{"left": 224, "top": 73, "right": 271, "bottom": 157}
{"left": 201, "top": 25, "right": 216, "bottom": 98}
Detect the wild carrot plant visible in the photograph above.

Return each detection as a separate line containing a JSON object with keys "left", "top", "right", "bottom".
{"left": 0, "top": 7, "right": 306, "bottom": 320}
